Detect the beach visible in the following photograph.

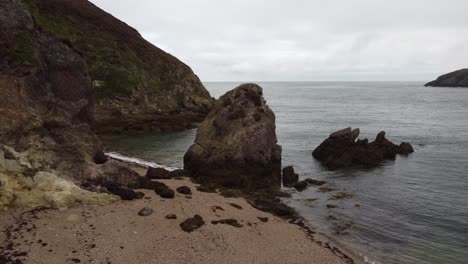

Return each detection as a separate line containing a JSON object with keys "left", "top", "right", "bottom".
{"left": 0, "top": 164, "right": 352, "bottom": 264}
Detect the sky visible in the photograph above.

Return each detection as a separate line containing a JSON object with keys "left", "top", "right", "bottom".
{"left": 89, "top": 0, "right": 468, "bottom": 82}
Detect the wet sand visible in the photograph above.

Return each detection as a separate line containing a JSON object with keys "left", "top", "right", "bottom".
{"left": 0, "top": 175, "right": 351, "bottom": 264}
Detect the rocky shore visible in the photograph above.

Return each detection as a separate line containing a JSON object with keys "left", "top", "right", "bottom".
{"left": 0, "top": 161, "right": 353, "bottom": 264}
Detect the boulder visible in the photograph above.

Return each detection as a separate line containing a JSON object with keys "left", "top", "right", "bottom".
{"left": 282, "top": 166, "right": 299, "bottom": 187}
{"left": 138, "top": 207, "right": 154, "bottom": 217}
{"left": 180, "top": 215, "right": 205, "bottom": 232}
{"left": 184, "top": 83, "right": 282, "bottom": 189}
{"left": 93, "top": 151, "right": 108, "bottom": 165}
{"left": 146, "top": 167, "right": 170, "bottom": 179}
{"left": 313, "top": 128, "right": 414, "bottom": 169}
{"left": 155, "top": 186, "right": 175, "bottom": 199}
{"left": 176, "top": 186, "right": 192, "bottom": 195}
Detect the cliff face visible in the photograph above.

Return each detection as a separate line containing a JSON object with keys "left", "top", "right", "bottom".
{"left": 0, "top": 0, "right": 101, "bottom": 179}
{"left": 425, "top": 69, "right": 468, "bottom": 88}
{"left": 21, "top": 0, "right": 213, "bottom": 133}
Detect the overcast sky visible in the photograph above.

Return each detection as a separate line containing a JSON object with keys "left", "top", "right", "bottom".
{"left": 89, "top": 0, "right": 468, "bottom": 82}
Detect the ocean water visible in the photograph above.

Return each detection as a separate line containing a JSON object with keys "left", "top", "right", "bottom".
{"left": 102, "top": 82, "right": 468, "bottom": 264}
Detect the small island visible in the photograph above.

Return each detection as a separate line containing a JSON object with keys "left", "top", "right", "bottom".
{"left": 425, "top": 69, "right": 468, "bottom": 87}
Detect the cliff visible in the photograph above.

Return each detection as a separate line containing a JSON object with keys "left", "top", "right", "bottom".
{"left": 21, "top": 0, "right": 213, "bottom": 133}
{"left": 425, "top": 69, "right": 468, "bottom": 88}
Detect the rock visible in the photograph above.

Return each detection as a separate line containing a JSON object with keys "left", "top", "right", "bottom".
{"left": 326, "top": 204, "right": 338, "bottom": 209}
{"left": 425, "top": 69, "right": 468, "bottom": 87}
{"left": 165, "top": 214, "right": 177, "bottom": 220}
{"left": 106, "top": 185, "right": 141, "bottom": 200}
{"left": 293, "top": 180, "right": 309, "bottom": 192}
{"left": 176, "top": 186, "right": 192, "bottom": 195}
{"left": 154, "top": 186, "right": 175, "bottom": 199}
{"left": 313, "top": 129, "right": 414, "bottom": 169}
{"left": 146, "top": 167, "right": 170, "bottom": 179}
{"left": 211, "top": 206, "right": 224, "bottom": 212}
{"left": 169, "top": 169, "right": 189, "bottom": 178}
{"left": 375, "top": 131, "right": 386, "bottom": 143}
{"left": 258, "top": 217, "right": 269, "bottom": 222}
{"left": 138, "top": 207, "right": 154, "bottom": 216}
{"left": 196, "top": 185, "right": 217, "bottom": 193}
{"left": 282, "top": 166, "right": 299, "bottom": 187}
{"left": 247, "top": 199, "right": 296, "bottom": 218}
{"left": 350, "top": 128, "right": 360, "bottom": 141}
{"left": 304, "top": 178, "right": 326, "bottom": 186}
{"left": 211, "top": 219, "right": 243, "bottom": 228}
{"left": 329, "top": 192, "right": 354, "bottom": 200}
{"left": 184, "top": 84, "right": 282, "bottom": 189}
{"left": 329, "top": 127, "right": 352, "bottom": 139}
{"left": 93, "top": 151, "right": 108, "bottom": 165}
{"left": 399, "top": 142, "right": 414, "bottom": 155}
{"left": 180, "top": 215, "right": 205, "bottom": 232}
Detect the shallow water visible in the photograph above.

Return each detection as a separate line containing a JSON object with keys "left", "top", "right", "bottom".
{"left": 102, "top": 82, "right": 468, "bottom": 264}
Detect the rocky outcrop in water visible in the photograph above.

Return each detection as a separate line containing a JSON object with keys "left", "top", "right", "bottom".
{"left": 21, "top": 0, "right": 213, "bottom": 134}
{"left": 184, "top": 84, "right": 282, "bottom": 189}
{"left": 425, "top": 69, "right": 468, "bottom": 87}
{"left": 312, "top": 128, "right": 414, "bottom": 169}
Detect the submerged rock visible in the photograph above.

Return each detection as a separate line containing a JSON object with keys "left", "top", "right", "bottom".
{"left": 184, "top": 83, "right": 282, "bottom": 189}
{"left": 180, "top": 215, "right": 205, "bottom": 232}
{"left": 425, "top": 69, "right": 468, "bottom": 87}
{"left": 312, "top": 128, "right": 414, "bottom": 169}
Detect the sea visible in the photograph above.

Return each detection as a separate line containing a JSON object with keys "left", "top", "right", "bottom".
{"left": 102, "top": 82, "right": 468, "bottom": 264}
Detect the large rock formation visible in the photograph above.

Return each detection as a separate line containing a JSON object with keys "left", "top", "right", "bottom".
{"left": 184, "top": 84, "right": 282, "bottom": 189}
{"left": 0, "top": 0, "right": 101, "bottom": 179}
{"left": 312, "top": 128, "right": 414, "bottom": 169}
{"left": 425, "top": 69, "right": 468, "bottom": 87}
{"left": 21, "top": 0, "right": 213, "bottom": 133}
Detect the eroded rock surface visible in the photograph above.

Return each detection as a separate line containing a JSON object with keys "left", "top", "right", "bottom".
{"left": 312, "top": 128, "right": 414, "bottom": 169}
{"left": 184, "top": 83, "right": 282, "bottom": 189}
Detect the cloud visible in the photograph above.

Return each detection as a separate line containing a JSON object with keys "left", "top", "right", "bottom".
{"left": 89, "top": 0, "right": 468, "bottom": 81}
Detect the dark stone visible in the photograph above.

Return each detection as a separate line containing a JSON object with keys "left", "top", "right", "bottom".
{"left": 137, "top": 178, "right": 167, "bottom": 190}
{"left": 138, "top": 207, "right": 154, "bottom": 216}
{"left": 247, "top": 199, "right": 296, "bottom": 218}
{"left": 93, "top": 151, "right": 108, "bottom": 164}
{"left": 399, "top": 142, "right": 414, "bottom": 155}
{"left": 293, "top": 181, "right": 309, "bottom": 192}
{"left": 180, "top": 215, "right": 205, "bottom": 232}
{"left": 176, "top": 186, "right": 192, "bottom": 195}
{"left": 146, "top": 167, "right": 170, "bottom": 179}
{"left": 165, "top": 214, "right": 177, "bottom": 220}
{"left": 135, "top": 191, "right": 145, "bottom": 199}
{"left": 326, "top": 204, "right": 338, "bottom": 209}
{"left": 425, "top": 69, "right": 468, "bottom": 87}
{"left": 211, "top": 219, "right": 243, "bottom": 228}
{"left": 169, "top": 169, "right": 189, "bottom": 178}
{"left": 106, "top": 185, "right": 141, "bottom": 200}
{"left": 211, "top": 206, "right": 224, "bottom": 212}
{"left": 282, "top": 166, "right": 299, "bottom": 187}
{"left": 155, "top": 186, "right": 175, "bottom": 199}
{"left": 258, "top": 217, "right": 269, "bottom": 222}
{"left": 313, "top": 128, "right": 414, "bottom": 169}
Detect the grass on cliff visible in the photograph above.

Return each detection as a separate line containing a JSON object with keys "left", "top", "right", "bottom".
{"left": 7, "top": 32, "right": 36, "bottom": 65}
{"left": 21, "top": 0, "right": 180, "bottom": 99}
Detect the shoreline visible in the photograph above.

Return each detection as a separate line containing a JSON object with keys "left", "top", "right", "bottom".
{"left": 0, "top": 155, "right": 358, "bottom": 264}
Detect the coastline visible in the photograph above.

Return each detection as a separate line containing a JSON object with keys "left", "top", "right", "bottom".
{"left": 0, "top": 155, "right": 357, "bottom": 264}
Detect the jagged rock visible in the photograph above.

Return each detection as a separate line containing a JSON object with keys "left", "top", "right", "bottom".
{"left": 425, "top": 69, "right": 468, "bottom": 87}
{"left": 146, "top": 167, "right": 170, "bottom": 179}
{"left": 293, "top": 181, "right": 309, "bottom": 192}
{"left": 313, "top": 128, "right": 414, "bottom": 169}
{"left": 180, "top": 215, "right": 205, "bottom": 232}
{"left": 176, "top": 186, "right": 192, "bottom": 195}
{"left": 329, "top": 127, "right": 352, "bottom": 139}
{"left": 184, "top": 83, "right": 282, "bottom": 189}
{"left": 282, "top": 166, "right": 299, "bottom": 187}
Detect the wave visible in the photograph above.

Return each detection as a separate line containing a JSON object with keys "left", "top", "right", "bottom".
{"left": 105, "top": 152, "right": 179, "bottom": 171}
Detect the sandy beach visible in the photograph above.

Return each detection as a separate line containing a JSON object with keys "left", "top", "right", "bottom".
{"left": 0, "top": 170, "right": 352, "bottom": 264}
